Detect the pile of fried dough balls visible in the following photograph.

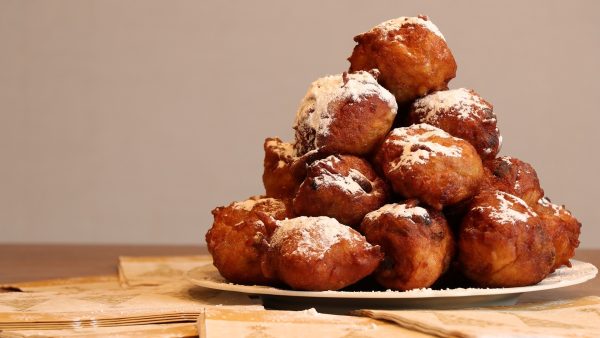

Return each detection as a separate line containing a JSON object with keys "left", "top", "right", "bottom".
{"left": 206, "top": 15, "right": 581, "bottom": 291}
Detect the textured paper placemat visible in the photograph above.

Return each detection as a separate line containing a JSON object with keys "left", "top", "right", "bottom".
{"left": 0, "top": 322, "right": 197, "bottom": 337}
{"left": 0, "top": 254, "right": 258, "bottom": 335}
{"left": 118, "top": 255, "right": 212, "bottom": 287}
{"left": 1, "top": 275, "right": 121, "bottom": 293}
{"left": 198, "top": 307, "right": 430, "bottom": 338}
{"left": 0, "top": 254, "right": 260, "bottom": 331}
{"left": 355, "top": 296, "right": 600, "bottom": 338}
{"left": 0, "top": 280, "right": 260, "bottom": 330}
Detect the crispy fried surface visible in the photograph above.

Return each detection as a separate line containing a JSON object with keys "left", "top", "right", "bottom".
{"left": 534, "top": 197, "right": 581, "bottom": 271}
{"left": 262, "top": 137, "right": 313, "bottom": 199}
{"left": 408, "top": 88, "right": 501, "bottom": 159}
{"left": 318, "top": 94, "right": 396, "bottom": 155}
{"left": 263, "top": 216, "right": 382, "bottom": 291}
{"left": 458, "top": 190, "right": 555, "bottom": 287}
{"left": 293, "top": 72, "right": 397, "bottom": 156}
{"left": 375, "top": 124, "right": 484, "bottom": 210}
{"left": 293, "top": 154, "right": 388, "bottom": 227}
{"left": 205, "top": 196, "right": 293, "bottom": 285}
{"left": 360, "top": 200, "right": 454, "bottom": 290}
{"left": 483, "top": 156, "right": 544, "bottom": 206}
{"left": 348, "top": 16, "right": 456, "bottom": 105}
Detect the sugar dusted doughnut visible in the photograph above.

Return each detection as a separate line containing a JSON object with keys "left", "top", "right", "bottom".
{"left": 409, "top": 88, "right": 501, "bottom": 159}
{"left": 206, "top": 196, "right": 293, "bottom": 285}
{"left": 348, "top": 16, "right": 456, "bottom": 105}
{"left": 535, "top": 197, "right": 581, "bottom": 271}
{"left": 483, "top": 156, "right": 544, "bottom": 206}
{"left": 360, "top": 200, "right": 454, "bottom": 290}
{"left": 293, "top": 154, "right": 388, "bottom": 227}
{"left": 262, "top": 216, "right": 382, "bottom": 291}
{"left": 458, "top": 191, "right": 555, "bottom": 287}
{"left": 262, "top": 137, "right": 312, "bottom": 199}
{"left": 293, "top": 71, "right": 397, "bottom": 156}
{"left": 375, "top": 123, "right": 484, "bottom": 210}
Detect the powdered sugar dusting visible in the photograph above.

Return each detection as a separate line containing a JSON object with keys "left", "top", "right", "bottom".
{"left": 538, "top": 197, "right": 569, "bottom": 216}
{"left": 317, "top": 154, "right": 341, "bottom": 166}
{"left": 387, "top": 124, "right": 463, "bottom": 171}
{"left": 374, "top": 16, "right": 445, "bottom": 41}
{"left": 294, "top": 71, "right": 397, "bottom": 152}
{"left": 232, "top": 197, "right": 277, "bottom": 211}
{"left": 499, "top": 156, "right": 513, "bottom": 166}
{"left": 365, "top": 203, "right": 429, "bottom": 222}
{"left": 301, "top": 308, "right": 320, "bottom": 316}
{"left": 497, "top": 156, "right": 535, "bottom": 192}
{"left": 413, "top": 88, "right": 492, "bottom": 122}
{"left": 313, "top": 172, "right": 365, "bottom": 195}
{"left": 349, "top": 169, "right": 369, "bottom": 188}
{"left": 310, "top": 156, "right": 369, "bottom": 195}
{"left": 271, "top": 216, "right": 362, "bottom": 260}
{"left": 475, "top": 191, "right": 535, "bottom": 224}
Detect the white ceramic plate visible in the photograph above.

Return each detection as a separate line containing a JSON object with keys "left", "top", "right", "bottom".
{"left": 187, "top": 260, "right": 597, "bottom": 311}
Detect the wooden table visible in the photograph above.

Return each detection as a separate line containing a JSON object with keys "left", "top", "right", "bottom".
{"left": 0, "top": 244, "right": 597, "bottom": 303}
{"left": 0, "top": 244, "right": 207, "bottom": 284}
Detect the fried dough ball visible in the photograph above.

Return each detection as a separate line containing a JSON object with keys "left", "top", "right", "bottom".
{"left": 262, "top": 216, "right": 382, "bottom": 291}
{"left": 206, "top": 196, "right": 293, "bottom": 285}
{"left": 360, "top": 200, "right": 455, "bottom": 290}
{"left": 483, "top": 156, "right": 544, "bottom": 206}
{"left": 409, "top": 88, "right": 501, "bottom": 159}
{"left": 534, "top": 197, "right": 581, "bottom": 271}
{"left": 293, "top": 71, "right": 397, "bottom": 156}
{"left": 293, "top": 154, "right": 388, "bottom": 227}
{"left": 458, "top": 190, "right": 555, "bottom": 287}
{"left": 262, "top": 137, "right": 316, "bottom": 199}
{"left": 374, "top": 123, "right": 484, "bottom": 210}
{"left": 348, "top": 16, "right": 457, "bottom": 105}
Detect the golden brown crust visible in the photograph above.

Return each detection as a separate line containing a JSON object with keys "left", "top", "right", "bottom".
{"left": 293, "top": 71, "right": 397, "bottom": 156}
{"left": 263, "top": 216, "right": 382, "bottom": 291}
{"left": 360, "top": 200, "right": 455, "bottom": 290}
{"left": 483, "top": 156, "right": 544, "bottom": 206}
{"left": 348, "top": 16, "right": 457, "bottom": 105}
{"left": 408, "top": 88, "right": 501, "bottom": 160}
{"left": 458, "top": 190, "right": 555, "bottom": 287}
{"left": 374, "top": 124, "right": 484, "bottom": 210}
{"left": 262, "top": 137, "right": 313, "bottom": 199}
{"left": 292, "top": 155, "right": 389, "bottom": 227}
{"left": 534, "top": 197, "right": 581, "bottom": 271}
{"left": 318, "top": 94, "right": 396, "bottom": 156}
{"left": 205, "top": 196, "right": 293, "bottom": 285}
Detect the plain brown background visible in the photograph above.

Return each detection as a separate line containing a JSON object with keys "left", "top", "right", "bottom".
{"left": 1, "top": 1, "right": 599, "bottom": 247}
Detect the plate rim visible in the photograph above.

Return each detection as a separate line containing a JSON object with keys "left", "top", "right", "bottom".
{"left": 186, "top": 259, "right": 597, "bottom": 299}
